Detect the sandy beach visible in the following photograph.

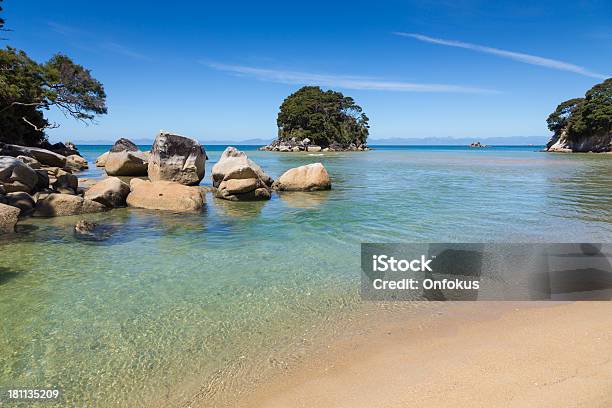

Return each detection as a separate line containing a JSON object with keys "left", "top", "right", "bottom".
{"left": 240, "top": 302, "right": 612, "bottom": 408}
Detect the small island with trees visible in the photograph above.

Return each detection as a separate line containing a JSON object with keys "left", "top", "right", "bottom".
{"left": 546, "top": 78, "right": 611, "bottom": 153}
{"left": 260, "top": 86, "right": 370, "bottom": 152}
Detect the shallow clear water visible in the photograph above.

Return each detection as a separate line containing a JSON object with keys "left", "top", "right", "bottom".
{"left": 1, "top": 145, "right": 610, "bottom": 406}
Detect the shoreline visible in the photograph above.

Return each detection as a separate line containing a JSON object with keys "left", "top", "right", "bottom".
{"left": 235, "top": 301, "right": 612, "bottom": 408}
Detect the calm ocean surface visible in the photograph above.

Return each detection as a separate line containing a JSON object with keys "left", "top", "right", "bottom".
{"left": 1, "top": 145, "right": 610, "bottom": 406}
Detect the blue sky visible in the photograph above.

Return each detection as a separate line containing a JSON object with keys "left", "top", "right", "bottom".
{"left": 4, "top": 0, "right": 611, "bottom": 143}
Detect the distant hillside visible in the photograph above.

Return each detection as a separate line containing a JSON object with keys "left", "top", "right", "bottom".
{"left": 369, "top": 136, "right": 547, "bottom": 146}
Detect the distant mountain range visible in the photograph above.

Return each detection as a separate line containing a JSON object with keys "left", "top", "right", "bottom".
{"left": 368, "top": 136, "right": 548, "bottom": 146}
{"left": 71, "top": 136, "right": 548, "bottom": 146}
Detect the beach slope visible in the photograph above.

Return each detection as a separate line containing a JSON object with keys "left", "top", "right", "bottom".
{"left": 242, "top": 302, "right": 612, "bottom": 408}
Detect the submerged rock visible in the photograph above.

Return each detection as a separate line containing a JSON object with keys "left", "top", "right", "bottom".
{"left": 272, "top": 163, "right": 331, "bottom": 191}
{"left": 74, "top": 219, "right": 97, "bottom": 234}
{"left": 33, "top": 193, "right": 107, "bottom": 217}
{"left": 148, "top": 131, "right": 206, "bottom": 185}
{"left": 73, "top": 219, "right": 115, "bottom": 241}
{"left": 84, "top": 177, "right": 130, "bottom": 208}
{"left": 0, "top": 203, "right": 20, "bottom": 233}
{"left": 126, "top": 179, "right": 204, "bottom": 212}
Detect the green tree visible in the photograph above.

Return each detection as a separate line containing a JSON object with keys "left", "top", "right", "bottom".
{"left": 547, "top": 78, "right": 612, "bottom": 142}
{"left": 546, "top": 98, "right": 584, "bottom": 134}
{"left": 277, "top": 86, "right": 369, "bottom": 147}
{"left": 0, "top": 47, "right": 107, "bottom": 146}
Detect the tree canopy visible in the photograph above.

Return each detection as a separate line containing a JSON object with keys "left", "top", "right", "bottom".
{"left": 277, "top": 86, "right": 369, "bottom": 147}
{"left": 547, "top": 78, "right": 612, "bottom": 141}
{"left": 0, "top": 2, "right": 107, "bottom": 146}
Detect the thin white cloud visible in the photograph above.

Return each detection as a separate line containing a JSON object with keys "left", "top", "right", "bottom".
{"left": 48, "top": 22, "right": 151, "bottom": 61}
{"left": 101, "top": 42, "right": 151, "bottom": 61}
{"left": 395, "top": 32, "right": 608, "bottom": 80}
{"left": 202, "top": 61, "right": 498, "bottom": 94}
{"left": 48, "top": 22, "right": 85, "bottom": 36}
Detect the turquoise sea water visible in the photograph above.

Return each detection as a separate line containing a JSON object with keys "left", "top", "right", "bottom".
{"left": 1, "top": 145, "right": 610, "bottom": 406}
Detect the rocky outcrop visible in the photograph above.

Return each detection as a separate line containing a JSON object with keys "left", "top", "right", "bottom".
{"left": 33, "top": 193, "right": 106, "bottom": 217}
{"left": 272, "top": 163, "right": 331, "bottom": 191}
{"left": 84, "top": 177, "right": 130, "bottom": 208}
{"left": 110, "top": 138, "right": 139, "bottom": 152}
{"left": 546, "top": 129, "right": 611, "bottom": 153}
{"left": 95, "top": 152, "right": 109, "bottom": 167}
{"left": 0, "top": 156, "right": 40, "bottom": 193}
{"left": 126, "top": 179, "right": 204, "bottom": 212}
{"left": 0, "top": 203, "right": 20, "bottom": 233}
{"left": 148, "top": 131, "right": 206, "bottom": 185}
{"left": 65, "top": 154, "right": 89, "bottom": 171}
{"left": 105, "top": 150, "right": 148, "bottom": 176}
{"left": 0, "top": 143, "right": 67, "bottom": 167}
{"left": 211, "top": 147, "right": 272, "bottom": 200}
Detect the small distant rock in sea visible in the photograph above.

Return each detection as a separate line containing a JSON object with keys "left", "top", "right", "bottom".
{"left": 469, "top": 141, "right": 488, "bottom": 148}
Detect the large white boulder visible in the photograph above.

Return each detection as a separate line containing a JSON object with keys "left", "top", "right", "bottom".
{"left": 126, "top": 179, "right": 204, "bottom": 212}
{"left": 272, "top": 163, "right": 331, "bottom": 191}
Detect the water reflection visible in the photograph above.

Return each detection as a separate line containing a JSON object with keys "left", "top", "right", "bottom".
{"left": 278, "top": 191, "right": 330, "bottom": 209}
{"left": 212, "top": 197, "right": 266, "bottom": 219}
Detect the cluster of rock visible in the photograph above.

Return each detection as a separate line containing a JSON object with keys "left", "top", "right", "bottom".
{"left": 212, "top": 147, "right": 273, "bottom": 200}
{"left": 212, "top": 146, "right": 331, "bottom": 202}
{"left": 0, "top": 142, "right": 101, "bottom": 232}
{"left": 91, "top": 132, "right": 208, "bottom": 212}
{"left": 1, "top": 134, "right": 333, "bottom": 234}
{"left": 469, "top": 141, "right": 489, "bottom": 148}
{"left": 259, "top": 137, "right": 369, "bottom": 152}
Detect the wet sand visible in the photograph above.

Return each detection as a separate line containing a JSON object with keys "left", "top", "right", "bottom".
{"left": 239, "top": 302, "right": 612, "bottom": 408}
